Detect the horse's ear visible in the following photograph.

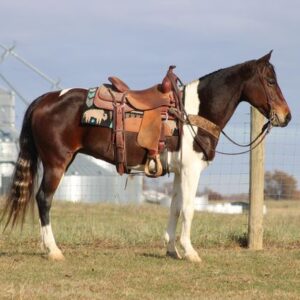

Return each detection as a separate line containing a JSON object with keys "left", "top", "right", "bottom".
{"left": 256, "top": 50, "right": 273, "bottom": 65}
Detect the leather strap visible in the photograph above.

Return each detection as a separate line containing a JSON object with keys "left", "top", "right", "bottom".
{"left": 113, "top": 95, "right": 126, "bottom": 175}
{"left": 188, "top": 115, "right": 221, "bottom": 140}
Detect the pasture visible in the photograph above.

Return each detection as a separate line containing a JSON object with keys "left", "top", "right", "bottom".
{"left": 0, "top": 200, "right": 300, "bottom": 299}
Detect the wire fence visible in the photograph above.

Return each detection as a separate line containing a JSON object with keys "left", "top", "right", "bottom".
{"left": 199, "top": 110, "right": 300, "bottom": 201}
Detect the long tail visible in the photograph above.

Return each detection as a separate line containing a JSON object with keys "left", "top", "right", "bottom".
{"left": 1, "top": 99, "right": 40, "bottom": 229}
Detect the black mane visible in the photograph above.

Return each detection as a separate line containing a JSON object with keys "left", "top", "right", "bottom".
{"left": 199, "top": 68, "right": 224, "bottom": 81}
{"left": 199, "top": 59, "right": 277, "bottom": 83}
{"left": 199, "top": 60, "right": 255, "bottom": 82}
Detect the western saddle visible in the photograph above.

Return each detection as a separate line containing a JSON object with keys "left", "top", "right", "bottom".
{"left": 93, "top": 65, "right": 183, "bottom": 177}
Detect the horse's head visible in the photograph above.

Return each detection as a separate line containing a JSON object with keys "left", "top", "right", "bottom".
{"left": 242, "top": 51, "right": 291, "bottom": 127}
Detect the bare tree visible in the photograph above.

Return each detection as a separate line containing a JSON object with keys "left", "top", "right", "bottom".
{"left": 265, "top": 170, "right": 298, "bottom": 200}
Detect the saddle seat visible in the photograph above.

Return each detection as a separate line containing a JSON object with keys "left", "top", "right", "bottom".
{"left": 108, "top": 76, "right": 174, "bottom": 111}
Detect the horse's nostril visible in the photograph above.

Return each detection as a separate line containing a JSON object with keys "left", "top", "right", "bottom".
{"left": 285, "top": 112, "right": 292, "bottom": 124}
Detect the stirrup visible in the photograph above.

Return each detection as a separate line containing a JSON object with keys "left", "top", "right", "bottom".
{"left": 144, "top": 154, "right": 163, "bottom": 177}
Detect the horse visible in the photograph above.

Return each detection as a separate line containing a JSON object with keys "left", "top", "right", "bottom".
{"left": 1, "top": 51, "right": 291, "bottom": 262}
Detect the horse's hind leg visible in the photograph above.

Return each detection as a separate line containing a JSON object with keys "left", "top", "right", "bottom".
{"left": 36, "top": 164, "right": 65, "bottom": 260}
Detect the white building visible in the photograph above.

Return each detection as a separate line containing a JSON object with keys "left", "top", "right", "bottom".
{"left": 55, "top": 154, "right": 143, "bottom": 204}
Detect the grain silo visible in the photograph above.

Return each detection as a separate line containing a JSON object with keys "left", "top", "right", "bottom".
{"left": 0, "top": 88, "right": 18, "bottom": 194}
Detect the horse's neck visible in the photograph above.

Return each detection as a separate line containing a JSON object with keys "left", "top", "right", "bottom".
{"left": 185, "top": 67, "right": 245, "bottom": 129}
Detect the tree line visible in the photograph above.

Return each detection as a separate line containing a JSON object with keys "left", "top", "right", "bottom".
{"left": 146, "top": 169, "right": 299, "bottom": 201}
{"left": 264, "top": 170, "right": 299, "bottom": 200}
{"left": 203, "top": 170, "right": 299, "bottom": 201}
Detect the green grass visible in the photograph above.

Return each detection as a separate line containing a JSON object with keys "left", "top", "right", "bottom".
{"left": 0, "top": 200, "right": 300, "bottom": 299}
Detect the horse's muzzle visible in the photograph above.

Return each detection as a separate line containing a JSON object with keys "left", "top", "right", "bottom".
{"left": 271, "top": 112, "right": 291, "bottom": 127}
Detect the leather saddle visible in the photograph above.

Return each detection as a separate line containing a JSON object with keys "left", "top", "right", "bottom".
{"left": 93, "top": 66, "right": 182, "bottom": 177}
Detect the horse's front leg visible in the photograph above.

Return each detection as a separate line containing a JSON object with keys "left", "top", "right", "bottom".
{"left": 165, "top": 173, "right": 182, "bottom": 259}
{"left": 180, "top": 161, "right": 205, "bottom": 263}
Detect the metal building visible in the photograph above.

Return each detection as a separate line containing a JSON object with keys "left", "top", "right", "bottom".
{"left": 54, "top": 154, "right": 143, "bottom": 204}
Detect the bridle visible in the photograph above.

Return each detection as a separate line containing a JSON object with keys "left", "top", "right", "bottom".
{"left": 257, "top": 63, "right": 278, "bottom": 125}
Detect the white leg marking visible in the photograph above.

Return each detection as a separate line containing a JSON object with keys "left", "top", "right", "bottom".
{"left": 165, "top": 174, "right": 182, "bottom": 259}
{"left": 179, "top": 161, "right": 204, "bottom": 262}
{"left": 41, "top": 224, "right": 64, "bottom": 260}
{"left": 166, "top": 80, "right": 208, "bottom": 262}
{"left": 59, "top": 88, "right": 73, "bottom": 97}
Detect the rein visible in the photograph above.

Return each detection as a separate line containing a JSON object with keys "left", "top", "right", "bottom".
{"left": 220, "top": 121, "right": 271, "bottom": 148}
{"left": 216, "top": 122, "right": 272, "bottom": 156}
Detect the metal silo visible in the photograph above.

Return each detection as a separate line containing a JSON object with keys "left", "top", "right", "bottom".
{"left": 0, "top": 88, "right": 18, "bottom": 194}
{"left": 0, "top": 88, "right": 15, "bottom": 128}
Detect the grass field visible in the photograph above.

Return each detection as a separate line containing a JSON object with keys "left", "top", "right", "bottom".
{"left": 0, "top": 200, "right": 300, "bottom": 299}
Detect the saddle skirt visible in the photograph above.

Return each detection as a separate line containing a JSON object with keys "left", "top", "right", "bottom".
{"left": 81, "top": 84, "right": 179, "bottom": 138}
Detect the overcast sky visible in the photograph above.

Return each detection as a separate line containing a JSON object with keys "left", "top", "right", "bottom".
{"left": 1, "top": 1, "right": 299, "bottom": 112}
{"left": 1, "top": 0, "right": 299, "bottom": 193}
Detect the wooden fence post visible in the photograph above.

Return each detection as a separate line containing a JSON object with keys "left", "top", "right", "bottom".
{"left": 248, "top": 106, "right": 265, "bottom": 250}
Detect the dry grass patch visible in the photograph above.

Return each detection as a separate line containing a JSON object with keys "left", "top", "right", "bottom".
{"left": 0, "top": 200, "right": 300, "bottom": 299}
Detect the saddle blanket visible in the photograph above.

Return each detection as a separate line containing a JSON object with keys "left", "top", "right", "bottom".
{"left": 81, "top": 87, "right": 178, "bottom": 136}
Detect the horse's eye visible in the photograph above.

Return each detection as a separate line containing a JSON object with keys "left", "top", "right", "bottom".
{"left": 267, "top": 78, "right": 276, "bottom": 85}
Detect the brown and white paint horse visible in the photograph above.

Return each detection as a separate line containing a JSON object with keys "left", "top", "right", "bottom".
{"left": 2, "top": 52, "right": 291, "bottom": 262}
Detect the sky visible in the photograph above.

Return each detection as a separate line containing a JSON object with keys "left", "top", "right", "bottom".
{"left": 0, "top": 0, "right": 299, "bottom": 194}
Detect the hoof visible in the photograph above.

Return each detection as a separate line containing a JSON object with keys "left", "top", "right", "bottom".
{"left": 185, "top": 252, "right": 202, "bottom": 263}
{"left": 166, "top": 250, "right": 182, "bottom": 260}
{"left": 48, "top": 250, "right": 65, "bottom": 261}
